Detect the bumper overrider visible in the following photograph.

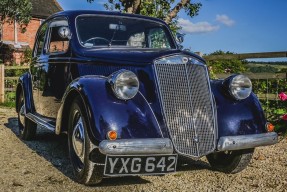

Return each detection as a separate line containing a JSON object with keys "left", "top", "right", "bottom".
{"left": 99, "top": 132, "right": 278, "bottom": 155}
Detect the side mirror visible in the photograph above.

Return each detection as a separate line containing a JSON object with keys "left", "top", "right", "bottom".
{"left": 58, "top": 26, "right": 72, "bottom": 39}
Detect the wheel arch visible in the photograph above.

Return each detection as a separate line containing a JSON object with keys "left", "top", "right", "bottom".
{"left": 56, "top": 76, "right": 163, "bottom": 146}
{"left": 56, "top": 89, "right": 85, "bottom": 134}
{"left": 15, "top": 73, "right": 35, "bottom": 114}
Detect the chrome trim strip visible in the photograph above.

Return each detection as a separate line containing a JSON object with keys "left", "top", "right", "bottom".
{"left": 138, "top": 92, "right": 163, "bottom": 137}
{"left": 99, "top": 138, "right": 173, "bottom": 155}
{"left": 26, "top": 113, "right": 55, "bottom": 131}
{"left": 217, "top": 132, "right": 278, "bottom": 151}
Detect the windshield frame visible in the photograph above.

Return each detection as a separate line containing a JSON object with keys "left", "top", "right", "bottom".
{"left": 75, "top": 14, "right": 177, "bottom": 49}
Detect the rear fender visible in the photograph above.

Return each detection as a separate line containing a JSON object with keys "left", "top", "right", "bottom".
{"left": 211, "top": 80, "right": 267, "bottom": 138}
{"left": 16, "top": 72, "right": 35, "bottom": 113}
{"left": 57, "top": 76, "right": 163, "bottom": 145}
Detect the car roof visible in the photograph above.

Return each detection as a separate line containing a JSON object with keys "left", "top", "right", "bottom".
{"left": 48, "top": 10, "right": 167, "bottom": 25}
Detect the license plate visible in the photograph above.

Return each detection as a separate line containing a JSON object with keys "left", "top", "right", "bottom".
{"left": 104, "top": 154, "right": 177, "bottom": 176}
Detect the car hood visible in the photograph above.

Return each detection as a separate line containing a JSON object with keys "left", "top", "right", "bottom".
{"left": 77, "top": 48, "right": 200, "bottom": 65}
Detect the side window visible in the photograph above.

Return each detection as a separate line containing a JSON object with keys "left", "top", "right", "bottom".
{"left": 34, "top": 23, "right": 48, "bottom": 57}
{"left": 46, "top": 20, "right": 70, "bottom": 54}
{"left": 148, "top": 28, "right": 171, "bottom": 49}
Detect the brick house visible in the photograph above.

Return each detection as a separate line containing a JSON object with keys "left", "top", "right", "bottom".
{"left": 0, "top": 0, "right": 62, "bottom": 65}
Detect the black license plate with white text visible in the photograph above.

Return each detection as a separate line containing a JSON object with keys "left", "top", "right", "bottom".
{"left": 104, "top": 154, "right": 177, "bottom": 176}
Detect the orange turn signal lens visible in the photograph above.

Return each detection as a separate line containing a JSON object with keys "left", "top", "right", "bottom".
{"left": 107, "top": 130, "right": 117, "bottom": 140}
{"left": 266, "top": 122, "right": 275, "bottom": 132}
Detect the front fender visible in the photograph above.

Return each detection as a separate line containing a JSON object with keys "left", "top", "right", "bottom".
{"left": 58, "top": 76, "right": 163, "bottom": 144}
{"left": 211, "top": 80, "right": 267, "bottom": 138}
{"left": 16, "top": 72, "right": 35, "bottom": 113}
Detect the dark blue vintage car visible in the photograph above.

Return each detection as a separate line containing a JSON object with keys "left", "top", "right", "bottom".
{"left": 16, "top": 10, "right": 278, "bottom": 185}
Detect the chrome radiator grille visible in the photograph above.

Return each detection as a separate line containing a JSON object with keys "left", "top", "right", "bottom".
{"left": 154, "top": 62, "right": 216, "bottom": 157}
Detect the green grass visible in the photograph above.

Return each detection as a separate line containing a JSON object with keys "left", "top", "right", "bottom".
{"left": 0, "top": 101, "right": 15, "bottom": 108}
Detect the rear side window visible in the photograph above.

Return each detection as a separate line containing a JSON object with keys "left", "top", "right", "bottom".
{"left": 34, "top": 23, "right": 48, "bottom": 56}
{"left": 45, "top": 20, "right": 70, "bottom": 54}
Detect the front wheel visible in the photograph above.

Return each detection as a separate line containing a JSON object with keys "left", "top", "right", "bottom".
{"left": 206, "top": 148, "right": 254, "bottom": 174}
{"left": 68, "top": 96, "right": 102, "bottom": 185}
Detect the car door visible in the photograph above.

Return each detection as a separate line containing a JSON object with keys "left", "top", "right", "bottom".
{"left": 32, "top": 18, "right": 71, "bottom": 120}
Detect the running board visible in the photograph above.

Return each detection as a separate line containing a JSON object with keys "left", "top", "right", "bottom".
{"left": 26, "top": 113, "right": 55, "bottom": 132}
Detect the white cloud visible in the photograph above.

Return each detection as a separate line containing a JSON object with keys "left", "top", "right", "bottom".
{"left": 178, "top": 18, "right": 220, "bottom": 34}
{"left": 216, "top": 14, "right": 235, "bottom": 26}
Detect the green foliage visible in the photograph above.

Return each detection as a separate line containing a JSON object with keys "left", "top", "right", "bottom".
{"left": 252, "top": 78, "right": 287, "bottom": 135}
{"left": 5, "top": 92, "right": 16, "bottom": 104}
{"left": 23, "top": 48, "right": 33, "bottom": 64}
{"left": 206, "top": 50, "right": 247, "bottom": 74}
{"left": 0, "top": 0, "right": 32, "bottom": 33}
{"left": 87, "top": 0, "right": 201, "bottom": 33}
{"left": 0, "top": 101, "right": 15, "bottom": 108}
{"left": 249, "top": 65, "right": 279, "bottom": 73}
{"left": 5, "top": 67, "right": 28, "bottom": 77}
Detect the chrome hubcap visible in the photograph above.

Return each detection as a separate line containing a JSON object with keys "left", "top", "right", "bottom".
{"left": 72, "top": 117, "right": 85, "bottom": 164}
{"left": 19, "top": 104, "right": 26, "bottom": 133}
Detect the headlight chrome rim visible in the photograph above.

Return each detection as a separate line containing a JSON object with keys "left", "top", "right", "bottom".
{"left": 108, "top": 69, "right": 139, "bottom": 100}
{"left": 228, "top": 74, "right": 252, "bottom": 100}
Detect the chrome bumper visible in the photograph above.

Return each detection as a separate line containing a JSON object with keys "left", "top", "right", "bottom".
{"left": 217, "top": 132, "right": 278, "bottom": 151}
{"left": 99, "top": 138, "right": 173, "bottom": 155}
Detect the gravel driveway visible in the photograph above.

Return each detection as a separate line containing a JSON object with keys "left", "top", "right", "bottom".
{"left": 0, "top": 107, "right": 286, "bottom": 192}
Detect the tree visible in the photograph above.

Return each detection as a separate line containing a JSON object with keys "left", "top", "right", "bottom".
{"left": 0, "top": 0, "right": 32, "bottom": 36}
{"left": 87, "top": 0, "right": 201, "bottom": 32}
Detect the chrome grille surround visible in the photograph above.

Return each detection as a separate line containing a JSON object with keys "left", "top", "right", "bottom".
{"left": 154, "top": 55, "right": 217, "bottom": 158}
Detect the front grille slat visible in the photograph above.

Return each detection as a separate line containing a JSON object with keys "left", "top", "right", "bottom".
{"left": 154, "top": 62, "right": 216, "bottom": 158}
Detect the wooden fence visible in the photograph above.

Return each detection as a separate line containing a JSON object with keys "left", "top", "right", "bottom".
{"left": 203, "top": 51, "right": 287, "bottom": 61}
{"left": 0, "top": 65, "right": 29, "bottom": 103}
{"left": 0, "top": 51, "right": 286, "bottom": 104}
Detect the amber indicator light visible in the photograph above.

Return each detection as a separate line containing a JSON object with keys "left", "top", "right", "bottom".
{"left": 266, "top": 123, "right": 275, "bottom": 132}
{"left": 107, "top": 131, "right": 117, "bottom": 140}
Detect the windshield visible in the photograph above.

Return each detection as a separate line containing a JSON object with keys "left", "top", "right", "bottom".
{"left": 76, "top": 15, "right": 175, "bottom": 49}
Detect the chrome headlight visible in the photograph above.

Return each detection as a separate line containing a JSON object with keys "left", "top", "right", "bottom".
{"left": 108, "top": 70, "right": 139, "bottom": 100}
{"left": 228, "top": 75, "right": 252, "bottom": 100}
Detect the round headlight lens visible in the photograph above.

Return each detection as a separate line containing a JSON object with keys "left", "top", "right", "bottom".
{"left": 229, "top": 75, "right": 252, "bottom": 100}
{"left": 109, "top": 70, "right": 139, "bottom": 100}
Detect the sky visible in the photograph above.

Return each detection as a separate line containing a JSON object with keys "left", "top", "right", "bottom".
{"left": 57, "top": 0, "right": 287, "bottom": 60}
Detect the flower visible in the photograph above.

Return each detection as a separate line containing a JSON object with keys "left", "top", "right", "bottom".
{"left": 282, "top": 114, "right": 287, "bottom": 121}
{"left": 278, "top": 92, "right": 287, "bottom": 101}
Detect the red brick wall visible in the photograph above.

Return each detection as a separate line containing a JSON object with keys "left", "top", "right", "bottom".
{"left": 2, "top": 18, "right": 41, "bottom": 48}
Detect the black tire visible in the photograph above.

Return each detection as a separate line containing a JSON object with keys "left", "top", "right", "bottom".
{"left": 68, "top": 96, "right": 102, "bottom": 185}
{"left": 17, "top": 91, "right": 37, "bottom": 140}
{"left": 206, "top": 148, "right": 254, "bottom": 174}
